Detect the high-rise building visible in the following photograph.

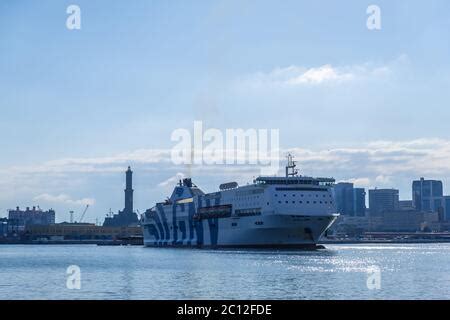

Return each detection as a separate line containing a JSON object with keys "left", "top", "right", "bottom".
{"left": 369, "top": 188, "right": 399, "bottom": 217}
{"left": 412, "top": 178, "right": 443, "bottom": 212}
{"left": 334, "top": 183, "right": 354, "bottom": 216}
{"left": 334, "top": 184, "right": 366, "bottom": 217}
{"left": 443, "top": 196, "right": 450, "bottom": 221}
{"left": 353, "top": 188, "right": 366, "bottom": 217}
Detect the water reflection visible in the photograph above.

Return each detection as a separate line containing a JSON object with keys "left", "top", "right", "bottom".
{"left": 0, "top": 244, "right": 449, "bottom": 299}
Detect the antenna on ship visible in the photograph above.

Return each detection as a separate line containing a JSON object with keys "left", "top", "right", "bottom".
{"left": 285, "top": 154, "right": 299, "bottom": 177}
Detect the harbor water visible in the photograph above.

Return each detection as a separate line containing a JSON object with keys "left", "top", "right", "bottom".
{"left": 0, "top": 243, "right": 449, "bottom": 300}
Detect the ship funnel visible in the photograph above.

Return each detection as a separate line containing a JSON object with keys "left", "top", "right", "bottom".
{"left": 183, "top": 178, "right": 193, "bottom": 187}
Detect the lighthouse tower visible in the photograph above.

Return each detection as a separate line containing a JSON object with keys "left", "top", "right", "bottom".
{"left": 124, "top": 166, "right": 134, "bottom": 215}
{"left": 102, "top": 166, "right": 139, "bottom": 227}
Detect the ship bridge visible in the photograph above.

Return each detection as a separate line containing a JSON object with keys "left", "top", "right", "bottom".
{"left": 254, "top": 176, "right": 335, "bottom": 186}
{"left": 254, "top": 154, "right": 334, "bottom": 187}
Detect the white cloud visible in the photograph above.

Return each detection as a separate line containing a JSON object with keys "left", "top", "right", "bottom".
{"left": 346, "top": 177, "right": 371, "bottom": 187}
{"left": 0, "top": 149, "right": 172, "bottom": 176}
{"left": 287, "top": 64, "right": 354, "bottom": 85}
{"left": 238, "top": 61, "right": 393, "bottom": 89}
{"left": 285, "top": 138, "right": 450, "bottom": 195}
{"left": 375, "top": 175, "right": 392, "bottom": 185}
{"left": 2, "top": 138, "right": 450, "bottom": 181}
{"left": 33, "top": 194, "right": 95, "bottom": 206}
{"left": 3, "top": 137, "right": 450, "bottom": 204}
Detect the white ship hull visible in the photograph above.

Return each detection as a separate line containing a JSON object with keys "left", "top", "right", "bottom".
{"left": 143, "top": 213, "right": 337, "bottom": 248}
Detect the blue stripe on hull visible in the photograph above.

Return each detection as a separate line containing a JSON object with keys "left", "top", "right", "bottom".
{"left": 194, "top": 199, "right": 203, "bottom": 246}
{"left": 156, "top": 203, "right": 170, "bottom": 245}
{"left": 152, "top": 210, "right": 164, "bottom": 246}
{"left": 172, "top": 203, "right": 178, "bottom": 245}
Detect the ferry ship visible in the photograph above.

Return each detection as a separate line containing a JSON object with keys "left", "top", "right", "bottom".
{"left": 142, "top": 155, "right": 338, "bottom": 248}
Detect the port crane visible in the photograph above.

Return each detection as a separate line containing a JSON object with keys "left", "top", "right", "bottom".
{"left": 79, "top": 204, "right": 89, "bottom": 223}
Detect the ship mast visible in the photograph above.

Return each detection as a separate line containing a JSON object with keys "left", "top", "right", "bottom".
{"left": 285, "top": 154, "right": 299, "bottom": 177}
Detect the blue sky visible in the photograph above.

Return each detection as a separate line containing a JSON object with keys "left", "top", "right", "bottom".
{"left": 1, "top": 0, "right": 450, "bottom": 222}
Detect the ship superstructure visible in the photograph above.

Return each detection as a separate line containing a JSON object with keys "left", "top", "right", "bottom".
{"left": 142, "top": 155, "right": 338, "bottom": 248}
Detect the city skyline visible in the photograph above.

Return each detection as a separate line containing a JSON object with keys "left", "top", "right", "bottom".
{"left": 2, "top": 164, "right": 449, "bottom": 222}
{"left": 2, "top": 1, "right": 450, "bottom": 222}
